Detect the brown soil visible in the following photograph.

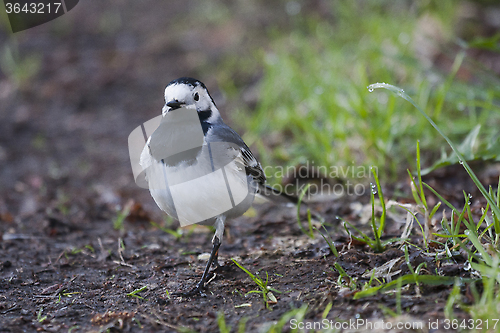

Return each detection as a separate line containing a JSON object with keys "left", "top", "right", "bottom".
{"left": 0, "top": 1, "right": 498, "bottom": 332}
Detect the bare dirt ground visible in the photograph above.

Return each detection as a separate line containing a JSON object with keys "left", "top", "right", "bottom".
{"left": 1, "top": 1, "right": 499, "bottom": 332}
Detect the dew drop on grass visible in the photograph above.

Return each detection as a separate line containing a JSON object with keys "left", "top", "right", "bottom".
{"left": 368, "top": 87, "right": 374, "bottom": 92}
{"left": 464, "top": 261, "right": 471, "bottom": 271}
{"left": 468, "top": 193, "right": 472, "bottom": 199}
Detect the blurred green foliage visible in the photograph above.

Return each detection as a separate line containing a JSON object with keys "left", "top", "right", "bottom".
{"left": 229, "top": 0, "right": 500, "bottom": 183}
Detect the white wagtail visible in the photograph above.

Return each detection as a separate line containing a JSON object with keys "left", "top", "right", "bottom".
{"left": 140, "top": 77, "right": 295, "bottom": 295}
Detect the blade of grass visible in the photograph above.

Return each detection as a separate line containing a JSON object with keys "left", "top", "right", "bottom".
{"left": 373, "top": 168, "right": 387, "bottom": 239}
{"left": 465, "top": 229, "right": 493, "bottom": 267}
{"left": 369, "top": 83, "right": 500, "bottom": 235}
{"left": 444, "top": 280, "right": 461, "bottom": 320}
{"left": 127, "top": 285, "right": 147, "bottom": 299}
{"left": 296, "top": 184, "right": 314, "bottom": 239}
{"left": 317, "top": 224, "right": 339, "bottom": 257}
{"left": 354, "top": 274, "right": 473, "bottom": 299}
{"left": 416, "top": 140, "right": 428, "bottom": 209}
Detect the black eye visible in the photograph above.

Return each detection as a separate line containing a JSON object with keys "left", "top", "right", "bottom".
{"left": 194, "top": 92, "right": 199, "bottom": 101}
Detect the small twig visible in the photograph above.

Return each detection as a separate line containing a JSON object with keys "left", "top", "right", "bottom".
{"left": 1, "top": 304, "right": 19, "bottom": 314}
{"left": 97, "top": 237, "right": 108, "bottom": 261}
{"left": 113, "top": 238, "right": 137, "bottom": 269}
{"left": 54, "top": 250, "right": 66, "bottom": 265}
{"left": 206, "top": 272, "right": 217, "bottom": 286}
{"left": 34, "top": 268, "right": 56, "bottom": 274}
{"left": 113, "top": 260, "right": 136, "bottom": 269}
{"left": 53, "top": 275, "right": 80, "bottom": 296}
{"left": 118, "top": 238, "right": 125, "bottom": 263}
{"left": 139, "top": 310, "right": 180, "bottom": 330}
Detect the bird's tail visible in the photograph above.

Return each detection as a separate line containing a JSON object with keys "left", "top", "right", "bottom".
{"left": 257, "top": 184, "right": 298, "bottom": 204}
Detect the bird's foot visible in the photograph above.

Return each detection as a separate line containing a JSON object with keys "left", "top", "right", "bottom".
{"left": 172, "top": 282, "right": 207, "bottom": 297}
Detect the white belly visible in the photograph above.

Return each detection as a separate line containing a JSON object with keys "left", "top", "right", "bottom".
{"left": 140, "top": 142, "right": 256, "bottom": 226}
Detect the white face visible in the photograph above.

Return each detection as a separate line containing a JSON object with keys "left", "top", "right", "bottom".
{"left": 162, "top": 83, "right": 216, "bottom": 116}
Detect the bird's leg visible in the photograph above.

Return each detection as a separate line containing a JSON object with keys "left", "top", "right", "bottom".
{"left": 212, "top": 244, "right": 220, "bottom": 269}
{"left": 195, "top": 235, "right": 220, "bottom": 289}
{"left": 174, "top": 235, "right": 220, "bottom": 296}
{"left": 174, "top": 216, "right": 225, "bottom": 296}
{"left": 210, "top": 215, "right": 225, "bottom": 270}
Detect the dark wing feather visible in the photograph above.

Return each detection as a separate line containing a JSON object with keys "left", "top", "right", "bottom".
{"left": 240, "top": 145, "right": 266, "bottom": 185}
{"left": 208, "top": 123, "right": 266, "bottom": 186}
{"left": 232, "top": 136, "right": 297, "bottom": 203}
{"left": 207, "top": 122, "right": 295, "bottom": 203}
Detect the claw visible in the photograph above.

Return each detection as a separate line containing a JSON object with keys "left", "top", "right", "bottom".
{"left": 172, "top": 236, "right": 221, "bottom": 297}
{"left": 172, "top": 283, "right": 207, "bottom": 297}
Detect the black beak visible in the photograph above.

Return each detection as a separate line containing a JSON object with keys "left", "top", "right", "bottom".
{"left": 166, "top": 100, "right": 184, "bottom": 110}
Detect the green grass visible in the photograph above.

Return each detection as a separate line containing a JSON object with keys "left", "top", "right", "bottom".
{"left": 296, "top": 184, "right": 314, "bottom": 238}
{"left": 37, "top": 307, "right": 47, "bottom": 323}
{"left": 230, "top": 1, "right": 500, "bottom": 183}
{"left": 126, "top": 285, "right": 148, "bottom": 299}
{"left": 333, "top": 262, "right": 357, "bottom": 290}
{"left": 372, "top": 82, "right": 500, "bottom": 236}
{"left": 112, "top": 205, "right": 130, "bottom": 231}
{"left": 369, "top": 83, "right": 500, "bottom": 324}
{"left": 219, "top": 1, "right": 500, "bottom": 328}
{"left": 231, "top": 259, "right": 280, "bottom": 309}
{"left": 212, "top": 1, "right": 500, "bottom": 330}
{"left": 341, "top": 167, "right": 394, "bottom": 252}
{"left": 265, "top": 82, "right": 500, "bottom": 328}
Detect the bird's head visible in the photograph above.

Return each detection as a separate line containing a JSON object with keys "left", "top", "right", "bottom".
{"left": 162, "top": 77, "right": 220, "bottom": 123}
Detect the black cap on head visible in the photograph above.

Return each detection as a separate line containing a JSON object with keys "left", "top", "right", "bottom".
{"left": 166, "top": 77, "right": 216, "bottom": 107}
{"left": 167, "top": 77, "right": 208, "bottom": 90}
